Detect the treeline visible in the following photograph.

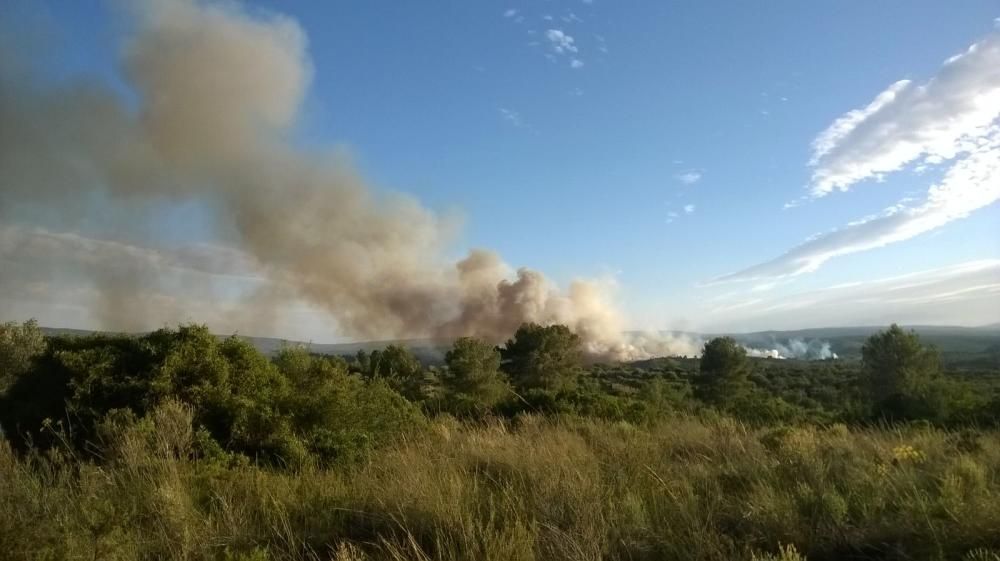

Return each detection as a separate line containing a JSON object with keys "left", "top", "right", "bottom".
{"left": 4, "top": 320, "right": 1000, "bottom": 560}
{"left": 1, "top": 320, "right": 999, "bottom": 467}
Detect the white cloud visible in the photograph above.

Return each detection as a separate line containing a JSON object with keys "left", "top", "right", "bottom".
{"left": 722, "top": 33, "right": 1000, "bottom": 283}
{"left": 717, "top": 127, "right": 1000, "bottom": 282}
{"left": 675, "top": 171, "right": 702, "bottom": 184}
{"left": 545, "top": 29, "right": 578, "bottom": 54}
{"left": 704, "top": 260, "right": 1000, "bottom": 331}
{"left": 809, "top": 34, "right": 1000, "bottom": 197}
{"left": 683, "top": 204, "right": 696, "bottom": 214}
{"left": 503, "top": 8, "right": 518, "bottom": 18}
{"left": 498, "top": 107, "right": 526, "bottom": 128}
{"left": 570, "top": 58, "right": 584, "bottom": 69}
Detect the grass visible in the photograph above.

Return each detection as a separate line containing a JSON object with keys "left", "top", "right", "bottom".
{"left": 3, "top": 404, "right": 1000, "bottom": 561}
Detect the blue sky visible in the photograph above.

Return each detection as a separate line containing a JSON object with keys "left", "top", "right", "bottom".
{"left": 2, "top": 0, "right": 999, "bottom": 340}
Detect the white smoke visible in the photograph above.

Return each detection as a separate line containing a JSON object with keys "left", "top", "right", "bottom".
{"left": 744, "top": 347, "right": 786, "bottom": 359}
{"left": 742, "top": 338, "right": 839, "bottom": 360}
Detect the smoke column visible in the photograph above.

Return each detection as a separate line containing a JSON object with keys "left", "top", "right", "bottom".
{"left": 0, "top": 0, "right": 695, "bottom": 360}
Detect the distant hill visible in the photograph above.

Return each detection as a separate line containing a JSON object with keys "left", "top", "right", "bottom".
{"left": 723, "top": 325, "right": 1000, "bottom": 367}
{"left": 38, "top": 327, "right": 452, "bottom": 364}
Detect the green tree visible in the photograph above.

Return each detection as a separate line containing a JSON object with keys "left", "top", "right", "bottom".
{"left": 0, "top": 319, "right": 46, "bottom": 392}
{"left": 275, "top": 346, "right": 423, "bottom": 464}
{"left": 357, "top": 345, "right": 426, "bottom": 401}
{"left": 695, "top": 337, "right": 751, "bottom": 407}
{"left": 501, "top": 323, "right": 583, "bottom": 393}
{"left": 442, "top": 337, "right": 510, "bottom": 413}
{"left": 861, "top": 324, "right": 942, "bottom": 419}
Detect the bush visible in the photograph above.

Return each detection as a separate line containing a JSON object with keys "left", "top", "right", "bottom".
{"left": 0, "top": 327, "right": 423, "bottom": 467}
{"left": 0, "top": 319, "right": 46, "bottom": 393}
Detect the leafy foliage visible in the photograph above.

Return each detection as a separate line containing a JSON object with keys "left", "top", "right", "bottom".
{"left": 501, "top": 323, "right": 583, "bottom": 392}
{"left": 861, "top": 324, "right": 965, "bottom": 421}
{"left": 440, "top": 337, "right": 510, "bottom": 415}
{"left": 355, "top": 344, "right": 429, "bottom": 401}
{"left": 0, "top": 325, "right": 422, "bottom": 466}
{"left": 0, "top": 319, "right": 46, "bottom": 392}
{"left": 695, "top": 336, "right": 752, "bottom": 407}
{"left": 1, "top": 321, "right": 1000, "bottom": 560}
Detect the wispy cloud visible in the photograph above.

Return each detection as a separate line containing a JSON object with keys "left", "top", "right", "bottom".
{"left": 719, "top": 33, "right": 1000, "bottom": 283}
{"left": 570, "top": 58, "right": 584, "bottom": 69}
{"left": 718, "top": 129, "right": 1000, "bottom": 282}
{"left": 0, "top": 226, "right": 335, "bottom": 341}
{"left": 704, "top": 260, "right": 1000, "bottom": 331}
{"left": 595, "top": 34, "right": 608, "bottom": 54}
{"left": 503, "top": 8, "right": 518, "bottom": 18}
{"left": 675, "top": 171, "right": 702, "bottom": 185}
{"left": 809, "top": 34, "right": 1000, "bottom": 197}
{"left": 0, "top": 225, "right": 263, "bottom": 281}
{"left": 666, "top": 205, "right": 697, "bottom": 224}
{"left": 498, "top": 107, "right": 527, "bottom": 128}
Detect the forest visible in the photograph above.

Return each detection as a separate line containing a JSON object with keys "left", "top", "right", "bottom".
{"left": 2, "top": 320, "right": 1000, "bottom": 561}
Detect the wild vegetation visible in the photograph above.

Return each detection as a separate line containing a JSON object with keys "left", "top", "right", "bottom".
{"left": 2, "top": 320, "right": 1000, "bottom": 560}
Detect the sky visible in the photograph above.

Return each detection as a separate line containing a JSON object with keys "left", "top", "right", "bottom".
{"left": 1, "top": 0, "right": 999, "bottom": 342}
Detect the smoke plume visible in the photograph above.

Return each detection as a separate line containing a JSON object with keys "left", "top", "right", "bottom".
{"left": 0, "top": 0, "right": 684, "bottom": 360}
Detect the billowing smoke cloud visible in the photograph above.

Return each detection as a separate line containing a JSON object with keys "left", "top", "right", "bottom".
{"left": 0, "top": 0, "right": 681, "bottom": 360}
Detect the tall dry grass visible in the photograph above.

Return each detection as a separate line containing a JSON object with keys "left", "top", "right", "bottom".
{"left": 3, "top": 405, "right": 1000, "bottom": 560}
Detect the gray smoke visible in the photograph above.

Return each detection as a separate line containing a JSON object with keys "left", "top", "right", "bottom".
{"left": 0, "top": 0, "right": 687, "bottom": 360}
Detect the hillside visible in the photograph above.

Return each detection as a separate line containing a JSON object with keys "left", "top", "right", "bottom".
{"left": 39, "top": 324, "right": 1000, "bottom": 368}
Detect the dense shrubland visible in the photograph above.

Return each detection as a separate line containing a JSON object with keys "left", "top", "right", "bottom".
{"left": 1, "top": 320, "right": 1000, "bottom": 560}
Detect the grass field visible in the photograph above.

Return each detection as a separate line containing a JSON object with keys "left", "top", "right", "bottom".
{"left": 5, "top": 404, "right": 1000, "bottom": 561}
